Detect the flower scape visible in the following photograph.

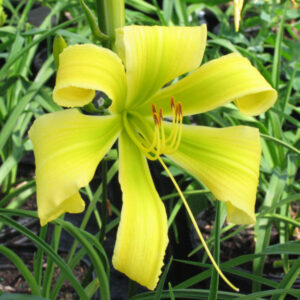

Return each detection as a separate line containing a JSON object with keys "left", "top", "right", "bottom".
{"left": 29, "top": 25, "right": 277, "bottom": 290}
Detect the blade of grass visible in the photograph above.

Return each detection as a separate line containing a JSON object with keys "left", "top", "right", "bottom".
{"left": 208, "top": 201, "right": 221, "bottom": 300}
{"left": 253, "top": 168, "right": 286, "bottom": 292}
{"left": 0, "top": 180, "right": 35, "bottom": 208}
{"left": 0, "top": 214, "right": 89, "bottom": 300}
{"left": 259, "top": 213, "right": 300, "bottom": 227}
{"left": 51, "top": 161, "right": 118, "bottom": 298}
{"left": 131, "top": 289, "right": 242, "bottom": 300}
{"left": 0, "top": 15, "right": 82, "bottom": 79}
{"left": 126, "top": 0, "right": 157, "bottom": 14}
{"left": 34, "top": 225, "right": 47, "bottom": 286}
{"left": 163, "top": 0, "right": 174, "bottom": 24}
{"left": 151, "top": 0, "right": 167, "bottom": 25}
{"left": 42, "top": 221, "right": 63, "bottom": 298}
{"left": 278, "top": 153, "right": 297, "bottom": 273}
{"left": 271, "top": 3, "right": 287, "bottom": 89}
{"left": 266, "top": 2, "right": 288, "bottom": 170}
{"left": 168, "top": 282, "right": 175, "bottom": 300}
{"left": 260, "top": 133, "right": 300, "bottom": 156}
{"left": 236, "top": 288, "right": 300, "bottom": 300}
{"left": 17, "top": 0, "right": 34, "bottom": 30}
{"left": 271, "top": 256, "right": 300, "bottom": 300}
{"left": 174, "top": 0, "right": 187, "bottom": 25}
{"left": 175, "top": 240, "right": 300, "bottom": 290}
{"left": 56, "top": 220, "right": 110, "bottom": 300}
{"left": 85, "top": 278, "right": 100, "bottom": 299}
{"left": 154, "top": 257, "right": 173, "bottom": 300}
{"left": 0, "top": 295, "right": 48, "bottom": 300}
{"left": 0, "top": 245, "right": 40, "bottom": 296}
{"left": 0, "top": 56, "right": 54, "bottom": 152}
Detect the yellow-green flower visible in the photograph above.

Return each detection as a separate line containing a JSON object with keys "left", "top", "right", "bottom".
{"left": 29, "top": 25, "right": 277, "bottom": 290}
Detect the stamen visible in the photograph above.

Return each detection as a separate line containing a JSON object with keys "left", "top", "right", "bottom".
{"left": 159, "top": 108, "right": 166, "bottom": 151}
{"left": 159, "top": 108, "right": 163, "bottom": 123}
{"left": 153, "top": 112, "right": 159, "bottom": 126}
{"left": 152, "top": 104, "right": 157, "bottom": 114}
{"left": 158, "top": 157, "right": 239, "bottom": 292}
{"left": 145, "top": 98, "right": 183, "bottom": 160}
{"left": 166, "top": 102, "right": 182, "bottom": 150}
{"left": 165, "top": 101, "right": 180, "bottom": 144}
{"left": 125, "top": 98, "right": 183, "bottom": 161}
{"left": 178, "top": 102, "right": 183, "bottom": 118}
{"left": 170, "top": 97, "right": 175, "bottom": 109}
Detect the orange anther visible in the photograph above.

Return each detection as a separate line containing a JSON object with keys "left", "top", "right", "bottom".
{"left": 170, "top": 97, "right": 175, "bottom": 109}
{"left": 175, "top": 103, "right": 180, "bottom": 116}
{"left": 153, "top": 113, "right": 160, "bottom": 126}
{"left": 178, "top": 102, "right": 183, "bottom": 117}
{"left": 152, "top": 104, "right": 157, "bottom": 114}
{"left": 159, "top": 108, "right": 163, "bottom": 122}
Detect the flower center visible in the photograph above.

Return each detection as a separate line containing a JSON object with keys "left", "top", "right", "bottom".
{"left": 123, "top": 98, "right": 183, "bottom": 160}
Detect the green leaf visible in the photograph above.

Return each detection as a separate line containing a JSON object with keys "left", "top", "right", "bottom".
{"left": 80, "top": 0, "right": 108, "bottom": 42}
{"left": 271, "top": 256, "right": 300, "bottom": 300}
{"left": 253, "top": 168, "right": 286, "bottom": 292}
{"left": 53, "top": 34, "right": 67, "bottom": 68}
{"left": 0, "top": 14, "right": 82, "bottom": 79}
{"left": 0, "top": 56, "right": 54, "bottom": 152}
{"left": 163, "top": 0, "right": 174, "bottom": 24}
{"left": 0, "top": 295, "right": 48, "bottom": 300}
{"left": 0, "top": 246, "right": 40, "bottom": 296}
{"left": 0, "top": 180, "right": 35, "bottom": 208}
{"left": 154, "top": 257, "right": 173, "bottom": 300}
{"left": 260, "top": 133, "right": 300, "bottom": 155}
{"left": 262, "top": 241, "right": 300, "bottom": 255}
{"left": 126, "top": 0, "right": 157, "bottom": 14}
{"left": 236, "top": 289, "right": 300, "bottom": 300}
{"left": 0, "top": 133, "right": 23, "bottom": 185}
{"left": 0, "top": 214, "right": 89, "bottom": 300}
{"left": 0, "top": 76, "right": 19, "bottom": 97}
{"left": 56, "top": 220, "right": 110, "bottom": 300}
{"left": 185, "top": 0, "right": 231, "bottom": 5}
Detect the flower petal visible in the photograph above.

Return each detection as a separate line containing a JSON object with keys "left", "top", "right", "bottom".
{"left": 29, "top": 109, "right": 122, "bottom": 226}
{"left": 53, "top": 44, "right": 127, "bottom": 112}
{"left": 115, "top": 25, "right": 207, "bottom": 110}
{"left": 112, "top": 131, "right": 168, "bottom": 290}
{"left": 137, "top": 53, "right": 277, "bottom": 117}
{"left": 167, "top": 124, "right": 261, "bottom": 224}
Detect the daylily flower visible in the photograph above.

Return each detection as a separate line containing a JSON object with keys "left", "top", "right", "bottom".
{"left": 29, "top": 25, "right": 277, "bottom": 290}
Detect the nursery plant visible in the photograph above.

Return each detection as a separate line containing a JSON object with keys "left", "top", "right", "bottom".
{"left": 0, "top": 0, "right": 299, "bottom": 299}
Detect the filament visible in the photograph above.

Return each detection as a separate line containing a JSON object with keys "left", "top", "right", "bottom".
{"left": 124, "top": 98, "right": 183, "bottom": 160}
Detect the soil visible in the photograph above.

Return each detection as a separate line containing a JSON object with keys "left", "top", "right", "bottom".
{"left": 190, "top": 205, "right": 300, "bottom": 294}
{"left": 0, "top": 253, "right": 88, "bottom": 299}
{"left": 0, "top": 189, "right": 89, "bottom": 299}
{"left": 1, "top": 159, "right": 299, "bottom": 298}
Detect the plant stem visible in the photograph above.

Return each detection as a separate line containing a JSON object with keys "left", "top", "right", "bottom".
{"left": 95, "top": 0, "right": 125, "bottom": 49}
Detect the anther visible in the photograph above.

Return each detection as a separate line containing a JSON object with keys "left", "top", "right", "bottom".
{"left": 153, "top": 113, "right": 160, "bottom": 126}
{"left": 175, "top": 103, "right": 180, "bottom": 117}
{"left": 170, "top": 97, "right": 175, "bottom": 109}
{"left": 139, "top": 97, "right": 184, "bottom": 160}
{"left": 178, "top": 103, "right": 183, "bottom": 118}
{"left": 159, "top": 108, "right": 163, "bottom": 123}
{"left": 152, "top": 104, "right": 157, "bottom": 114}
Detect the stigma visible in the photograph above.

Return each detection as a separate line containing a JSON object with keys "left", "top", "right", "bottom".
{"left": 142, "top": 98, "right": 183, "bottom": 160}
